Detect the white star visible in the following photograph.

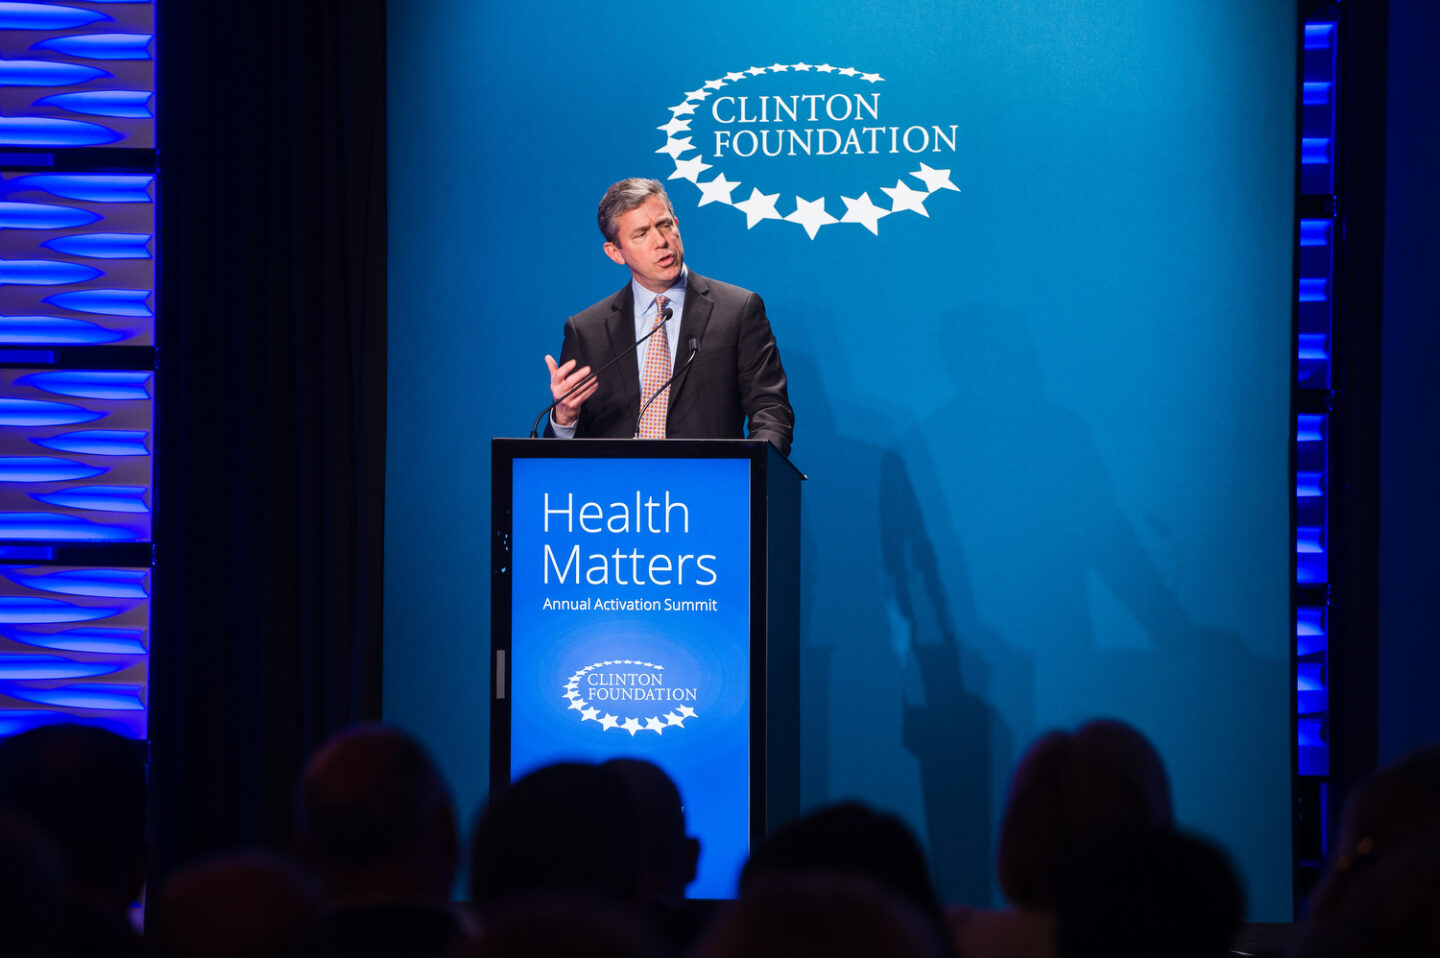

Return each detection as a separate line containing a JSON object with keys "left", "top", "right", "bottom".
{"left": 564, "top": 689, "right": 580, "bottom": 701}
{"left": 676, "top": 705, "right": 698, "bottom": 719}
{"left": 725, "top": 71, "right": 747, "bottom": 82}
{"left": 734, "top": 187, "right": 782, "bottom": 228}
{"left": 909, "top": 162, "right": 960, "bottom": 193}
{"left": 792, "top": 62, "right": 813, "bottom": 71}
{"left": 644, "top": 717, "right": 667, "bottom": 734}
{"left": 882, "top": 179, "right": 931, "bottom": 216}
{"left": 703, "top": 77, "right": 726, "bottom": 89}
{"left": 621, "top": 717, "right": 643, "bottom": 735}
{"left": 841, "top": 192, "right": 890, "bottom": 235}
{"left": 669, "top": 156, "right": 713, "bottom": 182}
{"left": 684, "top": 87, "right": 712, "bottom": 101}
{"left": 568, "top": 698, "right": 585, "bottom": 711}
{"left": 786, "top": 196, "right": 837, "bottom": 239}
{"left": 657, "top": 116, "right": 691, "bottom": 136}
{"left": 838, "top": 66, "right": 859, "bottom": 77}
{"left": 564, "top": 680, "right": 578, "bottom": 690}
{"left": 669, "top": 101, "right": 697, "bottom": 116}
{"left": 746, "top": 66, "right": 767, "bottom": 76}
{"left": 767, "top": 62, "right": 790, "bottom": 72}
{"left": 860, "top": 72, "right": 884, "bottom": 83}
{"left": 696, "top": 173, "right": 741, "bottom": 206}
{"left": 656, "top": 136, "right": 696, "bottom": 159}
{"left": 599, "top": 714, "right": 619, "bottom": 731}
{"left": 664, "top": 711, "right": 687, "bottom": 727}
{"left": 815, "top": 63, "right": 836, "bottom": 72}
{"left": 581, "top": 707, "right": 600, "bottom": 722}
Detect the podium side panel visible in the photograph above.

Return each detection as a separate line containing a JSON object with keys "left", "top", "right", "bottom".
{"left": 761, "top": 444, "right": 802, "bottom": 835}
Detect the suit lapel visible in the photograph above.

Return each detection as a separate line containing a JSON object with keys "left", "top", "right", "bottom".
{"left": 603, "top": 284, "right": 642, "bottom": 416}
{"left": 669, "top": 271, "right": 713, "bottom": 416}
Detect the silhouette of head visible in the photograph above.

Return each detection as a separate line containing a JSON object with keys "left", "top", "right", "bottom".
{"left": 470, "top": 761, "right": 645, "bottom": 908}
{"left": 1302, "top": 743, "right": 1440, "bottom": 929}
{"left": 997, "top": 718, "right": 1173, "bottom": 909}
{"left": 1056, "top": 828, "right": 1243, "bottom": 958}
{"left": 0, "top": 722, "right": 148, "bottom": 906}
{"left": 741, "top": 801, "right": 944, "bottom": 924}
{"left": 297, "top": 722, "right": 459, "bottom": 900}
{"left": 696, "top": 873, "right": 950, "bottom": 958}
{"left": 151, "top": 851, "right": 327, "bottom": 958}
{"left": 1291, "top": 829, "right": 1440, "bottom": 958}
{"left": 602, "top": 758, "right": 699, "bottom": 902}
{"left": 0, "top": 806, "right": 64, "bottom": 958}
{"left": 464, "top": 891, "right": 665, "bottom": 958}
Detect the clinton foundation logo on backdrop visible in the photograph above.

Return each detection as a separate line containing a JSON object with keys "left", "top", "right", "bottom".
{"left": 655, "top": 61, "right": 962, "bottom": 239}
{"left": 563, "top": 659, "right": 699, "bottom": 736}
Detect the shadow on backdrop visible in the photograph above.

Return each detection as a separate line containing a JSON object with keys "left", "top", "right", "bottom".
{"left": 789, "top": 343, "right": 1002, "bottom": 906}
{"left": 887, "top": 303, "right": 1284, "bottom": 910}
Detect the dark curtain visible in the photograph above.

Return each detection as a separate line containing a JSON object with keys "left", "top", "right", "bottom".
{"left": 150, "top": 0, "right": 387, "bottom": 880}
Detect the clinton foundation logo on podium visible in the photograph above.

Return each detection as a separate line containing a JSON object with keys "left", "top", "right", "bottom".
{"left": 563, "top": 659, "right": 700, "bottom": 736}
{"left": 655, "top": 61, "right": 963, "bottom": 238}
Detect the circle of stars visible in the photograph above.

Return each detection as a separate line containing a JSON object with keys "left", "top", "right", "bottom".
{"left": 563, "top": 660, "right": 699, "bottom": 736}
{"left": 657, "top": 62, "right": 961, "bottom": 239}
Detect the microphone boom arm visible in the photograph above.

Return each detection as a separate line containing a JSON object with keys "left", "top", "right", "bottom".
{"left": 528, "top": 307, "right": 674, "bottom": 437}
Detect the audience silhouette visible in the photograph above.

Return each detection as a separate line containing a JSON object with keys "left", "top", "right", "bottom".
{"left": 148, "top": 851, "right": 328, "bottom": 958}
{"left": 740, "top": 800, "right": 947, "bottom": 931}
{"left": 0, "top": 723, "right": 148, "bottom": 958}
{"left": 3, "top": 712, "right": 1427, "bottom": 957}
{"left": 297, "top": 722, "right": 468, "bottom": 958}
{"left": 695, "top": 872, "right": 952, "bottom": 958}
{"left": 469, "top": 760, "right": 647, "bottom": 908}
{"left": 1290, "top": 743, "right": 1440, "bottom": 958}
{"left": 1055, "top": 827, "right": 1243, "bottom": 958}
{"left": 0, "top": 805, "right": 65, "bottom": 958}
{"left": 948, "top": 718, "right": 1174, "bottom": 958}
{"left": 462, "top": 891, "right": 667, "bottom": 958}
{"left": 602, "top": 757, "right": 710, "bottom": 953}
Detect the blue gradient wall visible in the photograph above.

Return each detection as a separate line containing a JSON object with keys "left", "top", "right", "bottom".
{"left": 387, "top": 0, "right": 1295, "bottom": 916}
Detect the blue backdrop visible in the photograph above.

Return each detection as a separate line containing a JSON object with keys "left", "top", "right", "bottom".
{"left": 386, "top": 0, "right": 1295, "bottom": 917}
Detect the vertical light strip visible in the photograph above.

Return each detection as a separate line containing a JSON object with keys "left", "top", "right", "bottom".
{"left": 0, "top": 1, "right": 156, "bottom": 741}
{"left": 1294, "top": 10, "right": 1336, "bottom": 779}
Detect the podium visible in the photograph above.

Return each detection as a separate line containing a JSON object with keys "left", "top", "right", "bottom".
{"left": 491, "top": 438, "right": 802, "bottom": 898}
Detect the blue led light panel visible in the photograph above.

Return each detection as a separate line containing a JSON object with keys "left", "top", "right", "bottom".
{"left": 0, "top": 366, "right": 151, "bottom": 542}
{"left": 1297, "top": 219, "right": 1333, "bottom": 389}
{"left": 1295, "top": 414, "right": 1328, "bottom": 586}
{"left": 1301, "top": 20, "right": 1337, "bottom": 197}
{"left": 0, "top": 562, "right": 148, "bottom": 739}
{"left": 0, "top": 1, "right": 154, "bottom": 149}
{"left": 0, "top": 171, "right": 155, "bottom": 346}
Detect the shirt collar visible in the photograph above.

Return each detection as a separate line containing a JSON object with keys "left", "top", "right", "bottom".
{"left": 631, "top": 265, "right": 687, "bottom": 324}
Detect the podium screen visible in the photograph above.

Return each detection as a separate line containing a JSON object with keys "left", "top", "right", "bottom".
{"left": 508, "top": 455, "right": 752, "bottom": 898}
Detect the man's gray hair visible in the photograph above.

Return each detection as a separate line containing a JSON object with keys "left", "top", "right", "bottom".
{"left": 597, "top": 178, "right": 674, "bottom": 244}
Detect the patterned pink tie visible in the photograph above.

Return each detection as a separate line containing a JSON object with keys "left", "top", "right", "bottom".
{"left": 638, "top": 295, "right": 671, "bottom": 439}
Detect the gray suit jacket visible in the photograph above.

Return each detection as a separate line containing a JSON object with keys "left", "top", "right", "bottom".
{"left": 548, "top": 271, "right": 794, "bottom": 456}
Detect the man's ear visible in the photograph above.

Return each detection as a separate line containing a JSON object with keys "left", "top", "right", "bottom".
{"left": 603, "top": 241, "right": 626, "bottom": 267}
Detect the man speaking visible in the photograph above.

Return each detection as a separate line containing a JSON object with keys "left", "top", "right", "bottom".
{"left": 543, "top": 178, "right": 794, "bottom": 456}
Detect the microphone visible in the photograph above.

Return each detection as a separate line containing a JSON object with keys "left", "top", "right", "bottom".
{"left": 633, "top": 336, "right": 700, "bottom": 439}
{"left": 529, "top": 307, "right": 673, "bottom": 437}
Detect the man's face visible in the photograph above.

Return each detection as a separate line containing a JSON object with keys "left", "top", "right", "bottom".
{"left": 603, "top": 196, "right": 685, "bottom": 294}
